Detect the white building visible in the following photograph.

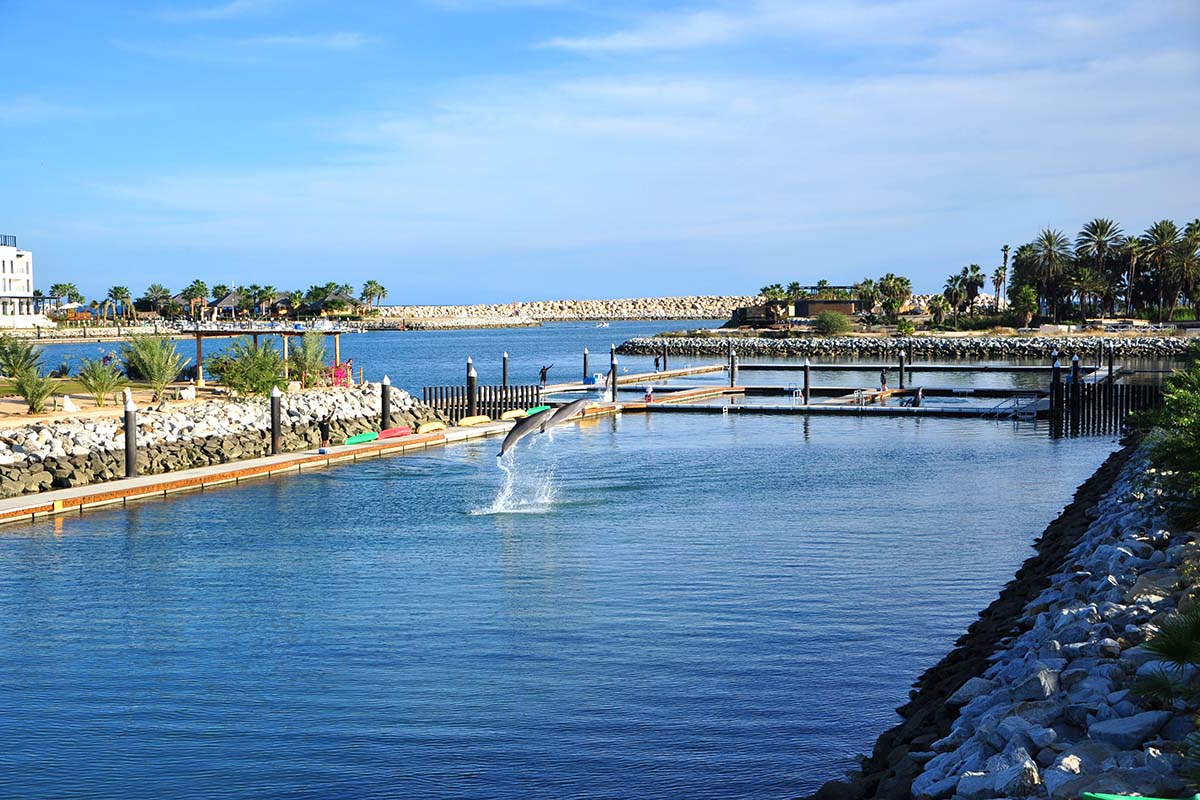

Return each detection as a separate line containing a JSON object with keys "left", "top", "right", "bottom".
{"left": 0, "top": 235, "right": 52, "bottom": 328}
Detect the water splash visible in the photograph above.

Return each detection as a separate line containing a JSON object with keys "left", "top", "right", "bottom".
{"left": 470, "top": 450, "right": 558, "bottom": 515}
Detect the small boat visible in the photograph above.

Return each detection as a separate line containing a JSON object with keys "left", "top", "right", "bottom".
{"left": 344, "top": 431, "right": 379, "bottom": 445}
{"left": 416, "top": 421, "right": 447, "bottom": 434}
{"left": 378, "top": 426, "right": 412, "bottom": 440}
{"left": 595, "top": 322, "right": 609, "bottom": 328}
{"left": 457, "top": 415, "right": 491, "bottom": 427}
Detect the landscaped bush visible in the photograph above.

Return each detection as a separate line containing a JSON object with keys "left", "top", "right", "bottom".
{"left": 1142, "top": 342, "right": 1200, "bottom": 526}
{"left": 208, "top": 338, "right": 286, "bottom": 396}
{"left": 0, "top": 335, "right": 43, "bottom": 378}
{"left": 77, "top": 358, "right": 128, "bottom": 407}
{"left": 812, "top": 311, "right": 852, "bottom": 335}
{"left": 12, "top": 367, "right": 54, "bottom": 414}
{"left": 288, "top": 331, "right": 327, "bottom": 388}
{"left": 122, "top": 335, "right": 188, "bottom": 401}
{"left": 895, "top": 319, "right": 915, "bottom": 336}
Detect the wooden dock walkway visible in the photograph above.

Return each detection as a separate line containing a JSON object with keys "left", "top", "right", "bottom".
{"left": 0, "top": 405, "right": 619, "bottom": 528}
{"left": 543, "top": 364, "right": 724, "bottom": 394}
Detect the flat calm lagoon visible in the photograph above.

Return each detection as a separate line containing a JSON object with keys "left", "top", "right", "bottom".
{"left": 0, "top": 407, "right": 1117, "bottom": 798}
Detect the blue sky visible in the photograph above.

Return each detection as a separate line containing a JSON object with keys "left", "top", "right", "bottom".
{"left": 2, "top": 0, "right": 1198, "bottom": 303}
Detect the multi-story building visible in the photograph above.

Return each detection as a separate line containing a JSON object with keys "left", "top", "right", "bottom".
{"left": 0, "top": 234, "right": 46, "bottom": 327}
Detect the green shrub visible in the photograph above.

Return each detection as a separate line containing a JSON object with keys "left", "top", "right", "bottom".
{"left": 896, "top": 319, "right": 915, "bottom": 336}
{"left": 288, "top": 331, "right": 327, "bottom": 388}
{"left": 812, "top": 311, "right": 852, "bottom": 335}
{"left": 1142, "top": 343, "right": 1200, "bottom": 525}
{"left": 210, "top": 338, "right": 286, "bottom": 396}
{"left": 0, "top": 335, "right": 43, "bottom": 377}
{"left": 121, "top": 335, "right": 188, "bottom": 401}
{"left": 76, "top": 358, "right": 128, "bottom": 407}
{"left": 12, "top": 367, "right": 54, "bottom": 414}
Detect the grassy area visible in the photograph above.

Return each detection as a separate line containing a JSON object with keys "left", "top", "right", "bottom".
{"left": 0, "top": 378, "right": 155, "bottom": 399}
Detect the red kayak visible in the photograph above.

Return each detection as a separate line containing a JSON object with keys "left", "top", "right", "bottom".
{"left": 378, "top": 426, "right": 412, "bottom": 440}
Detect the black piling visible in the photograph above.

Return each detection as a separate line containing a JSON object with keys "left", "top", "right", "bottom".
{"left": 381, "top": 375, "right": 392, "bottom": 430}
{"left": 502, "top": 352, "right": 509, "bottom": 387}
{"left": 583, "top": 347, "right": 589, "bottom": 381}
{"left": 803, "top": 358, "right": 811, "bottom": 405}
{"left": 898, "top": 351, "right": 906, "bottom": 390}
{"left": 124, "top": 396, "right": 137, "bottom": 478}
{"left": 610, "top": 346, "right": 619, "bottom": 403}
{"left": 270, "top": 386, "right": 282, "bottom": 455}
{"left": 466, "top": 358, "right": 478, "bottom": 418}
{"left": 730, "top": 351, "right": 739, "bottom": 388}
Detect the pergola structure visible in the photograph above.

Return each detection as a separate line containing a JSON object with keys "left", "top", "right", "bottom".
{"left": 185, "top": 329, "right": 345, "bottom": 387}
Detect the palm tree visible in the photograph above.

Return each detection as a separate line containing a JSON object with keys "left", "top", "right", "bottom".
{"left": 1076, "top": 218, "right": 1123, "bottom": 316}
{"left": 877, "top": 273, "right": 911, "bottom": 322}
{"left": 991, "top": 264, "right": 1007, "bottom": 310}
{"left": 943, "top": 274, "right": 967, "bottom": 328}
{"left": 1141, "top": 220, "right": 1181, "bottom": 323}
{"left": 180, "top": 279, "right": 209, "bottom": 320}
{"left": 1071, "top": 267, "right": 1107, "bottom": 324}
{"left": 927, "top": 294, "right": 950, "bottom": 326}
{"left": 142, "top": 283, "right": 172, "bottom": 313}
{"left": 360, "top": 280, "right": 387, "bottom": 309}
{"left": 107, "top": 286, "right": 134, "bottom": 321}
{"left": 1169, "top": 222, "right": 1200, "bottom": 319}
{"left": 961, "top": 264, "right": 986, "bottom": 308}
{"left": 853, "top": 278, "right": 878, "bottom": 315}
{"left": 211, "top": 284, "right": 232, "bottom": 301}
{"left": 1033, "top": 228, "right": 1073, "bottom": 322}
{"left": 49, "top": 282, "right": 84, "bottom": 304}
{"left": 1121, "top": 236, "right": 1143, "bottom": 316}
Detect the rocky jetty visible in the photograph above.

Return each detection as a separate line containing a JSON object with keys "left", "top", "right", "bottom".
{"left": 380, "top": 295, "right": 755, "bottom": 322}
{"left": 813, "top": 446, "right": 1197, "bottom": 799}
{"left": 620, "top": 334, "right": 1192, "bottom": 360}
{"left": 0, "top": 385, "right": 444, "bottom": 498}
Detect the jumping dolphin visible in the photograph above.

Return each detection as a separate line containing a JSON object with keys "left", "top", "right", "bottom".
{"left": 538, "top": 397, "right": 591, "bottom": 433}
{"left": 498, "top": 408, "right": 552, "bottom": 458}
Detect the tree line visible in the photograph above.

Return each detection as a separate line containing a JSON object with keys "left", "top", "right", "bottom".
{"left": 43, "top": 280, "right": 390, "bottom": 320}
{"left": 949, "top": 218, "right": 1199, "bottom": 327}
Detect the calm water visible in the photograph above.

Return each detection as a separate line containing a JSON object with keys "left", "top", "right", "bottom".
{"left": 0, "top": 405, "right": 1118, "bottom": 798}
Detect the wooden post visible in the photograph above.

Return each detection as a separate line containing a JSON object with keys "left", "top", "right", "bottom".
{"left": 381, "top": 375, "right": 392, "bottom": 430}
{"left": 124, "top": 395, "right": 138, "bottom": 478}
{"left": 610, "top": 349, "right": 619, "bottom": 403}
{"left": 803, "top": 358, "right": 811, "bottom": 405}
{"left": 282, "top": 335, "right": 290, "bottom": 381}
{"left": 583, "top": 347, "right": 589, "bottom": 381}
{"left": 334, "top": 333, "right": 341, "bottom": 367}
{"left": 1070, "top": 355, "right": 1081, "bottom": 436}
{"left": 466, "top": 359, "right": 478, "bottom": 417}
{"left": 195, "top": 333, "right": 205, "bottom": 387}
{"left": 252, "top": 333, "right": 259, "bottom": 350}
{"left": 1050, "top": 359, "right": 1062, "bottom": 438}
{"left": 270, "top": 386, "right": 282, "bottom": 455}
{"left": 898, "top": 351, "right": 906, "bottom": 390}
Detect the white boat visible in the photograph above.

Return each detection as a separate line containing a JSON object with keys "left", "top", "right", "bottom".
{"left": 595, "top": 322, "right": 609, "bottom": 328}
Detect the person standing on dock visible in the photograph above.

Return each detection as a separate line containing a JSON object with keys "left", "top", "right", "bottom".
{"left": 654, "top": 355, "right": 661, "bottom": 372}
{"left": 318, "top": 413, "right": 332, "bottom": 452}
{"left": 879, "top": 368, "right": 889, "bottom": 392}
{"left": 539, "top": 364, "right": 553, "bottom": 387}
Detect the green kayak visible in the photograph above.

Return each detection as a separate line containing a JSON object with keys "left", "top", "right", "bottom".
{"left": 526, "top": 405, "right": 551, "bottom": 415}
{"left": 344, "top": 431, "right": 379, "bottom": 445}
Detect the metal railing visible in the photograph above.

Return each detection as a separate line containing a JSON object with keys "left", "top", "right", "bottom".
{"left": 0, "top": 235, "right": 16, "bottom": 248}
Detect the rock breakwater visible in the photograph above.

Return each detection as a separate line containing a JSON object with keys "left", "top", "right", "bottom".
{"left": 380, "top": 295, "right": 755, "bottom": 322}
{"left": 620, "top": 335, "right": 1191, "bottom": 360}
{"left": 0, "top": 385, "right": 444, "bottom": 498}
{"left": 813, "top": 445, "right": 1197, "bottom": 799}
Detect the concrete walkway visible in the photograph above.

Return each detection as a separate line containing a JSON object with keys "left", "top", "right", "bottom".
{"left": 0, "top": 405, "right": 619, "bottom": 528}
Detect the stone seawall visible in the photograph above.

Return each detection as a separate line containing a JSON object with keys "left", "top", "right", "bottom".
{"left": 813, "top": 445, "right": 1197, "bottom": 799}
{"left": 619, "top": 335, "right": 1192, "bottom": 360}
{"left": 379, "top": 295, "right": 755, "bottom": 321}
{"left": 0, "top": 385, "right": 444, "bottom": 498}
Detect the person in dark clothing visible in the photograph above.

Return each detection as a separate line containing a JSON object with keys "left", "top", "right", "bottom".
{"left": 539, "top": 364, "right": 553, "bottom": 386}
{"left": 318, "top": 413, "right": 332, "bottom": 452}
{"left": 654, "top": 355, "right": 661, "bottom": 372}
{"left": 880, "top": 368, "right": 889, "bottom": 392}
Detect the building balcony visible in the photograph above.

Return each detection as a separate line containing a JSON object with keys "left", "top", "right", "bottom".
{"left": 0, "top": 235, "right": 16, "bottom": 248}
